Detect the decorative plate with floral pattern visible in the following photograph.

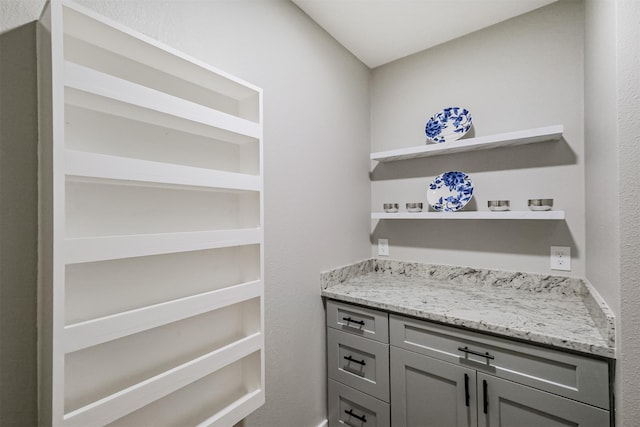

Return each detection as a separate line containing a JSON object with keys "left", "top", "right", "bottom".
{"left": 427, "top": 171, "right": 474, "bottom": 212}
{"left": 425, "top": 107, "right": 472, "bottom": 143}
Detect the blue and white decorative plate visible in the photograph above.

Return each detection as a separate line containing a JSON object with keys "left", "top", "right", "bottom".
{"left": 427, "top": 171, "right": 474, "bottom": 212}
{"left": 425, "top": 107, "right": 472, "bottom": 143}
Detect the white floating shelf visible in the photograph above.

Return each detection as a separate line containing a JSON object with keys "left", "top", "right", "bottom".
{"left": 65, "top": 228, "right": 262, "bottom": 264}
{"left": 65, "top": 150, "right": 260, "bottom": 192}
{"left": 371, "top": 125, "right": 563, "bottom": 162}
{"left": 65, "top": 280, "right": 262, "bottom": 353}
{"left": 63, "top": 332, "right": 262, "bottom": 426}
{"left": 372, "top": 211, "right": 565, "bottom": 220}
{"left": 64, "top": 61, "right": 260, "bottom": 140}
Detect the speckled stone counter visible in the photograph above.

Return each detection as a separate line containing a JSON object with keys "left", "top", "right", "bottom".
{"left": 321, "top": 259, "right": 615, "bottom": 358}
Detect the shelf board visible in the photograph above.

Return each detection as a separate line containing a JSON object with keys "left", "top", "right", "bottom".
{"left": 372, "top": 211, "right": 565, "bottom": 220}
{"left": 62, "top": 0, "right": 261, "bottom": 102}
{"left": 64, "top": 61, "right": 260, "bottom": 140}
{"left": 195, "top": 390, "right": 264, "bottom": 427}
{"left": 371, "top": 125, "right": 563, "bottom": 162}
{"left": 64, "top": 280, "right": 261, "bottom": 353}
{"left": 65, "top": 228, "right": 262, "bottom": 264}
{"left": 63, "top": 332, "right": 262, "bottom": 426}
{"left": 65, "top": 150, "right": 261, "bottom": 192}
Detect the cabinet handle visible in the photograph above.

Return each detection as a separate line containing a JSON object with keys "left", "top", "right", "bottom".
{"left": 342, "top": 316, "right": 365, "bottom": 326}
{"left": 483, "top": 379, "right": 489, "bottom": 414}
{"left": 344, "top": 409, "right": 367, "bottom": 423}
{"left": 344, "top": 355, "right": 366, "bottom": 366}
{"left": 464, "top": 373, "right": 470, "bottom": 407}
{"left": 458, "top": 346, "right": 495, "bottom": 360}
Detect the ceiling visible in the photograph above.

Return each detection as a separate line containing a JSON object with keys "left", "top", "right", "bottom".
{"left": 291, "top": 0, "right": 557, "bottom": 68}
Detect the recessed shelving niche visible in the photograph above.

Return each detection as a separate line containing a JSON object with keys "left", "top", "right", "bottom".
{"left": 38, "top": 0, "right": 264, "bottom": 425}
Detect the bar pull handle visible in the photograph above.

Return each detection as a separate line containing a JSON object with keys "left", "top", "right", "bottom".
{"left": 464, "top": 373, "right": 470, "bottom": 407}
{"left": 483, "top": 379, "right": 489, "bottom": 414}
{"left": 342, "top": 316, "right": 365, "bottom": 326}
{"left": 458, "top": 346, "right": 495, "bottom": 360}
{"left": 344, "top": 355, "right": 366, "bottom": 366}
{"left": 345, "top": 409, "right": 367, "bottom": 423}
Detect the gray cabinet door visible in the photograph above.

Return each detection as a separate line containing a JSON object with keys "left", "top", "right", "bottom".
{"left": 478, "top": 373, "right": 610, "bottom": 427}
{"left": 391, "top": 347, "right": 477, "bottom": 427}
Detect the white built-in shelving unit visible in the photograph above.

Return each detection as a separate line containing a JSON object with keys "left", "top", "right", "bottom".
{"left": 37, "top": 1, "right": 264, "bottom": 425}
{"left": 371, "top": 124, "right": 565, "bottom": 220}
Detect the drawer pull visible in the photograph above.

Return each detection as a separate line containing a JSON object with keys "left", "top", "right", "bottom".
{"left": 483, "top": 379, "right": 489, "bottom": 414}
{"left": 458, "top": 346, "right": 495, "bottom": 360}
{"left": 464, "top": 373, "right": 470, "bottom": 407}
{"left": 342, "top": 316, "right": 365, "bottom": 326}
{"left": 343, "top": 355, "right": 366, "bottom": 366}
{"left": 344, "top": 409, "right": 367, "bottom": 423}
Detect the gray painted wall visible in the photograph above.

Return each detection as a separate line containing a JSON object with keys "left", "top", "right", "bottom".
{"left": 1, "top": 1, "right": 371, "bottom": 426}
{"left": 370, "top": 1, "right": 585, "bottom": 277}
{"left": 0, "top": 21, "right": 39, "bottom": 426}
{"left": 2, "top": 0, "right": 639, "bottom": 425}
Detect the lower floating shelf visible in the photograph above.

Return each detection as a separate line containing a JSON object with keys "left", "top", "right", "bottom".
{"left": 372, "top": 211, "right": 565, "bottom": 220}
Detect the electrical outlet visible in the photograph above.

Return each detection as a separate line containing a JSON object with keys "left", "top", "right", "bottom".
{"left": 378, "top": 239, "right": 389, "bottom": 256}
{"left": 550, "top": 246, "right": 571, "bottom": 271}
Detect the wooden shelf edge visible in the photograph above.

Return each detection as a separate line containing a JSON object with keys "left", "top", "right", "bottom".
{"left": 64, "top": 280, "right": 262, "bottom": 353}
{"left": 62, "top": 333, "right": 262, "bottom": 427}
{"left": 65, "top": 150, "right": 261, "bottom": 192}
{"left": 64, "top": 61, "right": 260, "bottom": 139}
{"left": 371, "top": 211, "right": 566, "bottom": 220}
{"left": 65, "top": 228, "right": 262, "bottom": 264}
{"left": 371, "top": 124, "right": 563, "bottom": 162}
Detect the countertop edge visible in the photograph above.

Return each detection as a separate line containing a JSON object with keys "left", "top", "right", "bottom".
{"left": 321, "top": 290, "right": 616, "bottom": 359}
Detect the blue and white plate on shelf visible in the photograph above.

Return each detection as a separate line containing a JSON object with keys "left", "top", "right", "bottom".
{"left": 425, "top": 107, "right": 472, "bottom": 143}
{"left": 427, "top": 171, "right": 474, "bottom": 212}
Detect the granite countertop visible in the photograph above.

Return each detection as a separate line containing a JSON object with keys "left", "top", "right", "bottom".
{"left": 321, "top": 259, "right": 615, "bottom": 358}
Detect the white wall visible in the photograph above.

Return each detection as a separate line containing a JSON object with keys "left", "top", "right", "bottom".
{"left": 585, "top": 0, "right": 639, "bottom": 424}
{"left": 370, "top": 1, "right": 585, "bottom": 276}
{"left": 1, "top": 1, "right": 372, "bottom": 426}
{"left": 584, "top": 0, "right": 640, "bottom": 424}
{"left": 616, "top": 0, "right": 640, "bottom": 422}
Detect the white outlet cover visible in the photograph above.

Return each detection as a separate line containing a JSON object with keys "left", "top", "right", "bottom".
{"left": 378, "top": 238, "right": 389, "bottom": 256}
{"left": 550, "top": 246, "right": 571, "bottom": 271}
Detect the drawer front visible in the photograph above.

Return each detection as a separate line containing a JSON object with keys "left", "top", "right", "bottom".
{"left": 328, "top": 328, "right": 389, "bottom": 402}
{"left": 327, "top": 300, "right": 389, "bottom": 343}
{"left": 390, "top": 314, "right": 610, "bottom": 409}
{"left": 328, "top": 379, "right": 390, "bottom": 427}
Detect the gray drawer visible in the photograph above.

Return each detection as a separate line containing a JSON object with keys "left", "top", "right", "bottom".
{"left": 390, "top": 314, "right": 610, "bottom": 409}
{"left": 328, "top": 379, "right": 390, "bottom": 427}
{"left": 327, "top": 300, "right": 388, "bottom": 343}
{"left": 327, "top": 328, "right": 389, "bottom": 402}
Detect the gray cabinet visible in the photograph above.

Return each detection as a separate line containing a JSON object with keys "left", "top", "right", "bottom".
{"left": 391, "top": 347, "right": 477, "bottom": 427}
{"left": 389, "top": 315, "right": 610, "bottom": 410}
{"left": 326, "top": 300, "right": 390, "bottom": 427}
{"left": 479, "top": 374, "right": 609, "bottom": 427}
{"left": 326, "top": 300, "right": 612, "bottom": 427}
